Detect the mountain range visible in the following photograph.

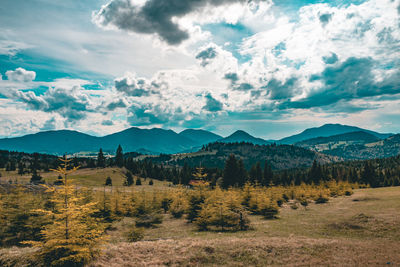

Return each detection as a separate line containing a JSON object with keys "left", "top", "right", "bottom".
{"left": 0, "top": 124, "right": 396, "bottom": 157}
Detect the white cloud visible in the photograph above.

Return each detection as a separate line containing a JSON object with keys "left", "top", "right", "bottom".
{"left": 6, "top": 68, "right": 36, "bottom": 82}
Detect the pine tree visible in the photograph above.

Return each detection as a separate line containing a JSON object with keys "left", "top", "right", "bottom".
{"left": 263, "top": 161, "right": 273, "bottom": 186}
{"left": 97, "top": 148, "right": 105, "bottom": 168}
{"left": 18, "top": 161, "right": 25, "bottom": 175}
{"left": 222, "top": 154, "right": 238, "bottom": 188}
{"left": 30, "top": 169, "right": 43, "bottom": 184}
{"left": 362, "top": 161, "right": 379, "bottom": 187}
{"left": 105, "top": 176, "right": 112, "bottom": 186}
{"left": 237, "top": 159, "right": 247, "bottom": 187}
{"left": 124, "top": 171, "right": 134, "bottom": 186}
{"left": 115, "top": 145, "right": 124, "bottom": 168}
{"left": 26, "top": 157, "right": 105, "bottom": 267}
{"left": 309, "top": 160, "right": 322, "bottom": 184}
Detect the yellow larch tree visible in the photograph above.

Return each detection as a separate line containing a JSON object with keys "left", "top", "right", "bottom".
{"left": 26, "top": 156, "right": 105, "bottom": 267}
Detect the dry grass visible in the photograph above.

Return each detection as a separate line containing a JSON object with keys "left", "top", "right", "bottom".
{"left": 0, "top": 247, "right": 38, "bottom": 267}
{"left": 91, "top": 186, "right": 400, "bottom": 266}
{"left": 0, "top": 167, "right": 171, "bottom": 188}
{"left": 90, "top": 237, "right": 400, "bottom": 266}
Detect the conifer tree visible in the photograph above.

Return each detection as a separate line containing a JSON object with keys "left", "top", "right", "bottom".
{"left": 115, "top": 145, "right": 124, "bottom": 168}
{"left": 26, "top": 157, "right": 105, "bottom": 267}
{"left": 237, "top": 159, "right": 247, "bottom": 187}
{"left": 97, "top": 148, "right": 106, "bottom": 168}
{"left": 124, "top": 172, "right": 134, "bottom": 186}
{"left": 105, "top": 176, "right": 112, "bottom": 186}
{"left": 263, "top": 161, "right": 273, "bottom": 186}
{"left": 362, "top": 161, "right": 378, "bottom": 187}
{"left": 222, "top": 154, "right": 238, "bottom": 188}
{"left": 30, "top": 169, "right": 43, "bottom": 184}
{"left": 18, "top": 161, "right": 25, "bottom": 176}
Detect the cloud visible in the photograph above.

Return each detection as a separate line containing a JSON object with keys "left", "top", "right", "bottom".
{"left": 106, "top": 99, "right": 127, "bottom": 110}
{"left": 319, "top": 13, "right": 332, "bottom": 25}
{"left": 284, "top": 57, "right": 400, "bottom": 109}
{"left": 264, "top": 77, "right": 298, "bottom": 100}
{"left": 224, "top": 72, "right": 239, "bottom": 84}
{"left": 12, "top": 85, "right": 92, "bottom": 122}
{"left": 203, "top": 93, "right": 223, "bottom": 112}
{"left": 322, "top": 53, "right": 338, "bottom": 65}
{"left": 6, "top": 68, "right": 36, "bottom": 82}
{"left": 92, "top": 0, "right": 249, "bottom": 45}
{"left": 114, "top": 72, "right": 157, "bottom": 97}
{"left": 0, "top": 40, "right": 32, "bottom": 56}
{"left": 196, "top": 47, "right": 217, "bottom": 66}
{"left": 41, "top": 117, "right": 57, "bottom": 131}
{"left": 101, "top": 119, "right": 114, "bottom": 126}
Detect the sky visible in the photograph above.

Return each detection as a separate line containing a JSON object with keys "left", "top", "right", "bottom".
{"left": 0, "top": 0, "right": 399, "bottom": 139}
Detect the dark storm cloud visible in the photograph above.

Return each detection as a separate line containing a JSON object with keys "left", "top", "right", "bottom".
{"left": 283, "top": 57, "right": 400, "bottom": 110}
{"left": 93, "top": 0, "right": 250, "bottom": 45}
{"left": 203, "top": 93, "right": 223, "bottom": 112}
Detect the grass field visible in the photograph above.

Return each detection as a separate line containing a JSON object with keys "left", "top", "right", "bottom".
{"left": 0, "top": 168, "right": 170, "bottom": 188}
{"left": 1, "top": 167, "right": 400, "bottom": 266}
{"left": 90, "top": 186, "right": 400, "bottom": 266}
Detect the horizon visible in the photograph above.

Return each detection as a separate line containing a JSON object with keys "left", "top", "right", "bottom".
{"left": 0, "top": 122, "right": 396, "bottom": 141}
{"left": 1, "top": 0, "right": 399, "bottom": 139}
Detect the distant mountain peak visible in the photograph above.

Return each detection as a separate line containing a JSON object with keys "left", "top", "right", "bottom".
{"left": 219, "top": 130, "right": 269, "bottom": 145}
{"left": 280, "top": 123, "right": 393, "bottom": 144}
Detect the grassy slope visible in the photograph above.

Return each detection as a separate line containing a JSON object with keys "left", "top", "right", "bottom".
{"left": 0, "top": 168, "right": 170, "bottom": 188}
{"left": 91, "top": 187, "right": 400, "bottom": 266}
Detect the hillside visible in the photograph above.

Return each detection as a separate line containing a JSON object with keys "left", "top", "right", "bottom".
{"left": 323, "top": 134, "right": 400, "bottom": 160}
{"left": 279, "top": 124, "right": 392, "bottom": 144}
{"left": 295, "top": 131, "right": 381, "bottom": 152}
{"left": 151, "top": 142, "right": 340, "bottom": 170}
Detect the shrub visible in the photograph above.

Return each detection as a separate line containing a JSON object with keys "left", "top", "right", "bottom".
{"left": 315, "top": 193, "right": 329, "bottom": 204}
{"left": 125, "top": 226, "right": 144, "bottom": 242}
{"left": 105, "top": 177, "right": 112, "bottom": 186}
{"left": 135, "top": 213, "right": 163, "bottom": 228}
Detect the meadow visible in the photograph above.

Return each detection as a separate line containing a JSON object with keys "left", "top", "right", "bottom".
{"left": 0, "top": 165, "right": 400, "bottom": 266}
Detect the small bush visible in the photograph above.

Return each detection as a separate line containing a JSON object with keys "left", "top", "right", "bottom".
{"left": 315, "top": 193, "right": 329, "bottom": 204}
{"left": 135, "top": 213, "right": 163, "bottom": 228}
{"left": 125, "top": 226, "right": 144, "bottom": 242}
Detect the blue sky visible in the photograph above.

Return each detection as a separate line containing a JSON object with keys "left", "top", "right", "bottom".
{"left": 0, "top": 0, "right": 399, "bottom": 139}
